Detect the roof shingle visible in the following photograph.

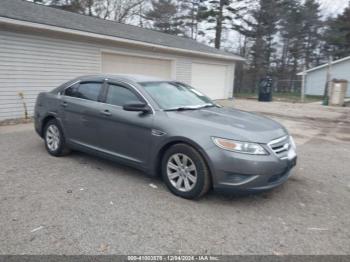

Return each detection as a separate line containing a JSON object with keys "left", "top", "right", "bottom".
{"left": 0, "top": 0, "right": 243, "bottom": 60}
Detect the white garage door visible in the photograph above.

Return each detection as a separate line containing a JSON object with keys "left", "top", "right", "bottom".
{"left": 102, "top": 53, "right": 172, "bottom": 79}
{"left": 191, "top": 63, "right": 228, "bottom": 100}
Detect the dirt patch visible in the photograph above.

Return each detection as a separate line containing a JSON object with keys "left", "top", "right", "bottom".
{"left": 0, "top": 117, "right": 33, "bottom": 126}
{"left": 253, "top": 111, "right": 350, "bottom": 125}
{"left": 220, "top": 99, "right": 350, "bottom": 145}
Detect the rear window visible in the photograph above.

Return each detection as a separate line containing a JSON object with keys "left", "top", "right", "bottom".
{"left": 65, "top": 82, "right": 102, "bottom": 102}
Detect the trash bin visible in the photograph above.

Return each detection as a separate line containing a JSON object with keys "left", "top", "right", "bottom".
{"left": 258, "top": 76, "right": 273, "bottom": 102}
{"left": 329, "top": 79, "right": 348, "bottom": 106}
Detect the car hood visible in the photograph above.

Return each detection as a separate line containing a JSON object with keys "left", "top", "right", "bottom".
{"left": 166, "top": 106, "right": 288, "bottom": 144}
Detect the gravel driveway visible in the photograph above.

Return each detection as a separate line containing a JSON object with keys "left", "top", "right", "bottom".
{"left": 0, "top": 100, "right": 349, "bottom": 255}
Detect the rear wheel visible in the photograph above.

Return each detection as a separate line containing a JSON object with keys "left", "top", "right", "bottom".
{"left": 44, "top": 119, "right": 70, "bottom": 156}
{"left": 162, "top": 143, "right": 211, "bottom": 199}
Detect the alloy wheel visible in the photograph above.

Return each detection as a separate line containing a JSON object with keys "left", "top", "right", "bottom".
{"left": 166, "top": 153, "right": 197, "bottom": 192}
{"left": 45, "top": 124, "right": 60, "bottom": 152}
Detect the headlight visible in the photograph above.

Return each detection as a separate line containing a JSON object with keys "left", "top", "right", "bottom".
{"left": 212, "top": 137, "right": 268, "bottom": 155}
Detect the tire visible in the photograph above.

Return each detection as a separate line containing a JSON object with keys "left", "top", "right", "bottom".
{"left": 161, "top": 143, "right": 211, "bottom": 199}
{"left": 44, "top": 119, "right": 70, "bottom": 157}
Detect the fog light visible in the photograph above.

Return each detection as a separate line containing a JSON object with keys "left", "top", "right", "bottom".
{"left": 225, "top": 173, "right": 258, "bottom": 185}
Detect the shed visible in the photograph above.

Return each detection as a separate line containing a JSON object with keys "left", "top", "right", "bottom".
{"left": 298, "top": 56, "right": 350, "bottom": 97}
{"left": 0, "top": 0, "right": 244, "bottom": 121}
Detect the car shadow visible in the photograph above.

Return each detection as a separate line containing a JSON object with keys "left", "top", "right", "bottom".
{"left": 63, "top": 149, "right": 292, "bottom": 204}
{"left": 67, "top": 149, "right": 162, "bottom": 181}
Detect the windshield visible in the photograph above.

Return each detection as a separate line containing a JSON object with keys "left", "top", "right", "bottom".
{"left": 140, "top": 81, "right": 214, "bottom": 110}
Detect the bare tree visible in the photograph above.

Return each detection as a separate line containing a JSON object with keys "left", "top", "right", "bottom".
{"left": 45, "top": 0, "right": 145, "bottom": 22}
{"left": 94, "top": 0, "right": 146, "bottom": 23}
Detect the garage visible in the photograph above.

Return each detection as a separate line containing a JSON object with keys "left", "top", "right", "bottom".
{"left": 191, "top": 63, "right": 228, "bottom": 99}
{"left": 0, "top": 0, "right": 244, "bottom": 121}
{"left": 102, "top": 53, "right": 172, "bottom": 79}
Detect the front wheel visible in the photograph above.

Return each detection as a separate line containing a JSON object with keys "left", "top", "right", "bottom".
{"left": 162, "top": 143, "right": 211, "bottom": 199}
{"left": 44, "top": 119, "right": 70, "bottom": 156}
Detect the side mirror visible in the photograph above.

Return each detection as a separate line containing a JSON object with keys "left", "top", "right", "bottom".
{"left": 123, "top": 101, "right": 151, "bottom": 113}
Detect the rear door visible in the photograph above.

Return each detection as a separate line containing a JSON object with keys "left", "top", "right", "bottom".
{"left": 61, "top": 80, "right": 106, "bottom": 148}
{"left": 98, "top": 81, "right": 154, "bottom": 165}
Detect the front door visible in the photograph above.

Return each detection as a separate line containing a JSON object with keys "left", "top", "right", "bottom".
{"left": 98, "top": 82, "right": 154, "bottom": 165}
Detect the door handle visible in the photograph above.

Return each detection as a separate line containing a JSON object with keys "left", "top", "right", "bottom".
{"left": 61, "top": 101, "right": 68, "bottom": 107}
{"left": 101, "top": 109, "right": 112, "bottom": 116}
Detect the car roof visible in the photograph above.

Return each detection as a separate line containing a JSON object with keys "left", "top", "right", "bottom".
{"left": 78, "top": 74, "right": 168, "bottom": 83}
{"left": 52, "top": 74, "right": 172, "bottom": 93}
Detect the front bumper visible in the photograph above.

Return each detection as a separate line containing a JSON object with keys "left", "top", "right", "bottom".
{"left": 206, "top": 144, "right": 297, "bottom": 192}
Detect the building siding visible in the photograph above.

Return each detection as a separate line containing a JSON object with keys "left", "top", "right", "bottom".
{"left": 226, "top": 64, "right": 235, "bottom": 98}
{"left": 305, "top": 59, "right": 350, "bottom": 97}
{"left": 0, "top": 31, "right": 100, "bottom": 120}
{"left": 0, "top": 30, "right": 235, "bottom": 121}
{"left": 175, "top": 58, "right": 192, "bottom": 84}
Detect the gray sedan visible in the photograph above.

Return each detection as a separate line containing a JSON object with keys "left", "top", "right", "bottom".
{"left": 34, "top": 75, "right": 297, "bottom": 199}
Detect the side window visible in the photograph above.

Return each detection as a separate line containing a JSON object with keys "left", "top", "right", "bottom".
{"left": 64, "top": 83, "right": 79, "bottom": 97}
{"left": 64, "top": 82, "right": 102, "bottom": 102}
{"left": 106, "top": 84, "right": 141, "bottom": 106}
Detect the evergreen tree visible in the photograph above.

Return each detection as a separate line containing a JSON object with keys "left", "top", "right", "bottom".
{"left": 145, "top": 0, "right": 183, "bottom": 35}
{"left": 278, "top": 0, "right": 304, "bottom": 88}
{"left": 250, "top": 0, "right": 280, "bottom": 89}
{"left": 202, "top": 0, "right": 246, "bottom": 49}
{"left": 233, "top": 0, "right": 281, "bottom": 92}
{"left": 324, "top": 1, "right": 350, "bottom": 59}
{"left": 177, "top": 0, "right": 207, "bottom": 39}
{"left": 302, "top": 0, "right": 323, "bottom": 69}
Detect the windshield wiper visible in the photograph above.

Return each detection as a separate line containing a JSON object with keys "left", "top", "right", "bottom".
{"left": 164, "top": 106, "right": 201, "bottom": 111}
{"left": 164, "top": 103, "right": 217, "bottom": 111}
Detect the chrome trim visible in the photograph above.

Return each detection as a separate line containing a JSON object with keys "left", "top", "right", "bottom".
{"left": 59, "top": 95, "right": 103, "bottom": 105}
{"left": 223, "top": 175, "right": 259, "bottom": 186}
{"left": 152, "top": 129, "right": 166, "bottom": 136}
{"left": 268, "top": 135, "right": 290, "bottom": 159}
{"left": 274, "top": 143, "right": 290, "bottom": 153}
{"left": 59, "top": 80, "right": 80, "bottom": 95}
{"left": 59, "top": 78, "right": 155, "bottom": 115}
{"left": 267, "top": 135, "right": 289, "bottom": 146}
{"left": 110, "top": 80, "right": 155, "bottom": 114}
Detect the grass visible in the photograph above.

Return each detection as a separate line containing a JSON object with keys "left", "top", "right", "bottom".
{"left": 233, "top": 92, "right": 323, "bottom": 103}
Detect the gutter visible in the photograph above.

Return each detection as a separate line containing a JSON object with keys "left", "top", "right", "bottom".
{"left": 0, "top": 16, "right": 245, "bottom": 62}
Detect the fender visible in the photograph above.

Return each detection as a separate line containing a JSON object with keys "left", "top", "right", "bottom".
{"left": 148, "top": 136, "right": 215, "bottom": 179}
{"left": 39, "top": 112, "right": 63, "bottom": 137}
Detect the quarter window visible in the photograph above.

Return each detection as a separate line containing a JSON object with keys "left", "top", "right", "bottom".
{"left": 65, "top": 82, "right": 102, "bottom": 102}
{"left": 106, "top": 84, "right": 141, "bottom": 106}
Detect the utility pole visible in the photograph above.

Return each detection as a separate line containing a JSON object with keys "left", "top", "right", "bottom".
{"left": 322, "top": 56, "right": 332, "bottom": 106}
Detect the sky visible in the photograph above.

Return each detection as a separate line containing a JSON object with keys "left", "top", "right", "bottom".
{"left": 319, "top": 0, "right": 349, "bottom": 17}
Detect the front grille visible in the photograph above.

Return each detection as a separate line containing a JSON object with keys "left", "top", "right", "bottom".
{"left": 268, "top": 136, "right": 290, "bottom": 159}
